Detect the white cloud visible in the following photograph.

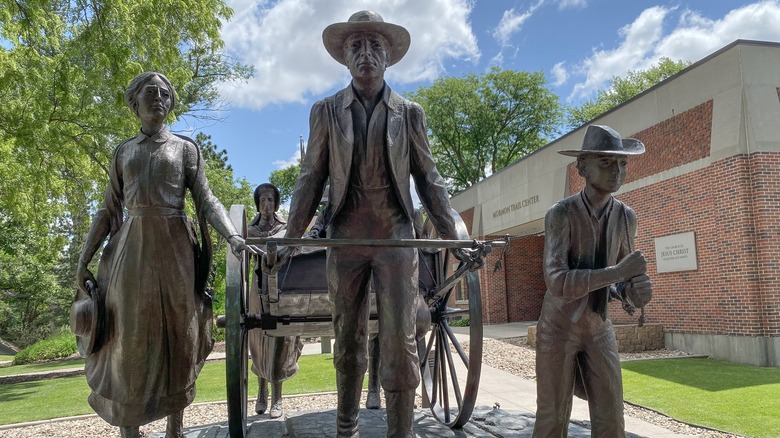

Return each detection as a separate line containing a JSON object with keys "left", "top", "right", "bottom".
{"left": 273, "top": 148, "right": 301, "bottom": 169}
{"left": 551, "top": 61, "right": 568, "bottom": 86}
{"left": 568, "top": 1, "right": 780, "bottom": 102}
{"left": 568, "top": 6, "right": 668, "bottom": 101}
{"left": 492, "top": 0, "right": 546, "bottom": 46}
{"left": 655, "top": 0, "right": 780, "bottom": 62}
{"left": 492, "top": 8, "right": 534, "bottom": 46}
{"left": 219, "top": 0, "right": 479, "bottom": 110}
{"left": 557, "top": 0, "right": 586, "bottom": 10}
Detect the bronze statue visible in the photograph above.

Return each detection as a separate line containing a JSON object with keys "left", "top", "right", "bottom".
{"left": 365, "top": 207, "right": 436, "bottom": 411}
{"left": 265, "top": 11, "right": 473, "bottom": 437}
{"left": 247, "top": 183, "right": 303, "bottom": 418}
{"left": 533, "top": 125, "right": 653, "bottom": 437}
{"left": 72, "top": 72, "right": 257, "bottom": 438}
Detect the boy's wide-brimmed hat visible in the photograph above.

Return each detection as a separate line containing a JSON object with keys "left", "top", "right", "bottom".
{"left": 322, "top": 10, "right": 411, "bottom": 67}
{"left": 559, "top": 124, "right": 645, "bottom": 157}
{"left": 69, "top": 280, "right": 105, "bottom": 356}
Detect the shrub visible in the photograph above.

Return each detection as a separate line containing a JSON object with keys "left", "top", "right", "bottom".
{"left": 13, "top": 328, "right": 78, "bottom": 365}
{"left": 212, "top": 326, "right": 226, "bottom": 342}
{"left": 449, "top": 318, "right": 470, "bottom": 327}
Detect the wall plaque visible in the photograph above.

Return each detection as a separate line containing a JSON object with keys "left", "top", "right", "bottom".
{"left": 654, "top": 231, "right": 698, "bottom": 273}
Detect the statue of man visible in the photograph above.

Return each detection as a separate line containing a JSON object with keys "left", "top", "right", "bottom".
{"left": 533, "top": 125, "right": 653, "bottom": 437}
{"left": 247, "top": 183, "right": 303, "bottom": 418}
{"left": 266, "top": 11, "right": 473, "bottom": 437}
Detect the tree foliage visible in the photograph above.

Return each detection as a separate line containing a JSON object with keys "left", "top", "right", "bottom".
{"left": 269, "top": 164, "right": 301, "bottom": 206}
{"left": 191, "top": 133, "right": 254, "bottom": 318}
{"left": 407, "top": 67, "right": 562, "bottom": 194}
{"left": 197, "top": 133, "right": 233, "bottom": 172}
{"left": 0, "top": 0, "right": 251, "bottom": 347}
{"left": 566, "top": 57, "right": 691, "bottom": 129}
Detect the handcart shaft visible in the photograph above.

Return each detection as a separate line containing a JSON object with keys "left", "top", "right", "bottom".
{"left": 246, "top": 237, "right": 504, "bottom": 250}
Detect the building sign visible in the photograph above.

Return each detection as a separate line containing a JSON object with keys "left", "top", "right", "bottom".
{"left": 654, "top": 231, "right": 698, "bottom": 273}
{"left": 492, "top": 195, "right": 540, "bottom": 219}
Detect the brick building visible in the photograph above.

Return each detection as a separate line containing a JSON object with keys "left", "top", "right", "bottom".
{"left": 449, "top": 40, "right": 780, "bottom": 367}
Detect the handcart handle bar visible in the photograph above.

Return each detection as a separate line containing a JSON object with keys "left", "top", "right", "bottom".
{"left": 245, "top": 237, "right": 505, "bottom": 250}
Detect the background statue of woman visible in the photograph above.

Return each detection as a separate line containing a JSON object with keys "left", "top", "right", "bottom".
{"left": 247, "top": 183, "right": 303, "bottom": 418}
{"left": 73, "top": 71, "right": 256, "bottom": 438}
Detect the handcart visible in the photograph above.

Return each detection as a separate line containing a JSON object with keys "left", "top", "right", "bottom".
{"left": 219, "top": 205, "right": 503, "bottom": 437}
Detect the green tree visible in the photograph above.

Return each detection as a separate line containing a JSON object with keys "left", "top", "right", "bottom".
{"left": 269, "top": 164, "right": 301, "bottom": 206}
{"left": 0, "top": 0, "right": 251, "bottom": 347}
{"left": 190, "top": 133, "right": 253, "bottom": 319}
{"left": 407, "top": 67, "right": 562, "bottom": 194}
{"left": 566, "top": 57, "right": 691, "bottom": 129}
{"left": 197, "top": 132, "right": 233, "bottom": 172}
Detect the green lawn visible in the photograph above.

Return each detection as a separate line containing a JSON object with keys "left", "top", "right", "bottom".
{"left": 0, "top": 358, "right": 84, "bottom": 377}
{"left": 0, "top": 354, "right": 364, "bottom": 425}
{"left": 0, "top": 355, "right": 15, "bottom": 363}
{"left": 622, "top": 357, "right": 780, "bottom": 438}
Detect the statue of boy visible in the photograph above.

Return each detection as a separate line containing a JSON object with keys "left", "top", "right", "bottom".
{"left": 533, "top": 125, "right": 653, "bottom": 437}
{"left": 265, "top": 10, "right": 474, "bottom": 437}
{"left": 247, "top": 183, "right": 303, "bottom": 418}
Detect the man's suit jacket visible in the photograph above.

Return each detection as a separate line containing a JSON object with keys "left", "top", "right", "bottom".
{"left": 285, "top": 83, "right": 466, "bottom": 241}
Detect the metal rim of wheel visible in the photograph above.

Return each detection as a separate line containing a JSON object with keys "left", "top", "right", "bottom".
{"left": 419, "top": 249, "right": 483, "bottom": 428}
{"left": 226, "top": 205, "right": 249, "bottom": 438}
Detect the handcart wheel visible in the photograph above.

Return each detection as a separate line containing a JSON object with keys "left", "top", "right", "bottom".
{"left": 419, "top": 248, "right": 483, "bottom": 428}
{"left": 225, "top": 205, "right": 250, "bottom": 438}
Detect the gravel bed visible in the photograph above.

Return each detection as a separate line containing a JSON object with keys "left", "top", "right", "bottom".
{"left": 0, "top": 338, "right": 744, "bottom": 437}
{"left": 480, "top": 337, "right": 744, "bottom": 438}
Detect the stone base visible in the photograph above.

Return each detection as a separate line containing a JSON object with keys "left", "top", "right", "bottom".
{"left": 665, "top": 331, "right": 780, "bottom": 367}
{"left": 528, "top": 323, "right": 664, "bottom": 353}
{"left": 149, "top": 406, "right": 645, "bottom": 437}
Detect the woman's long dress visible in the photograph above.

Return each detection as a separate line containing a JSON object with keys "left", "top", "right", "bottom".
{"left": 85, "top": 129, "right": 220, "bottom": 426}
{"left": 247, "top": 213, "right": 304, "bottom": 382}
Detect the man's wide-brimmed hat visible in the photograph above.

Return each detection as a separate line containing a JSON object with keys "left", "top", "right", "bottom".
{"left": 69, "top": 280, "right": 105, "bottom": 356}
{"left": 559, "top": 125, "right": 645, "bottom": 157}
{"left": 322, "top": 10, "right": 411, "bottom": 67}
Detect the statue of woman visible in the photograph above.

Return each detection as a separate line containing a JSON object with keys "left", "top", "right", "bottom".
{"left": 247, "top": 183, "right": 303, "bottom": 418}
{"left": 74, "top": 71, "right": 256, "bottom": 438}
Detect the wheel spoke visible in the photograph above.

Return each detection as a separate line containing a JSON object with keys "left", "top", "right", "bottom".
{"left": 441, "top": 323, "right": 463, "bottom": 409}
{"left": 438, "top": 327, "right": 450, "bottom": 423}
{"left": 431, "top": 328, "right": 441, "bottom": 407}
{"left": 422, "top": 327, "right": 436, "bottom": 366}
{"left": 443, "top": 321, "right": 469, "bottom": 367}
{"left": 418, "top": 239, "right": 484, "bottom": 429}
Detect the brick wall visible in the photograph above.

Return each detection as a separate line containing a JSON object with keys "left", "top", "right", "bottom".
{"left": 457, "top": 98, "right": 780, "bottom": 337}
{"left": 469, "top": 234, "right": 546, "bottom": 324}
{"left": 459, "top": 207, "right": 474, "bottom": 234}
{"left": 568, "top": 101, "right": 713, "bottom": 194}
{"left": 505, "top": 235, "right": 546, "bottom": 321}
{"left": 608, "top": 152, "right": 780, "bottom": 337}
{"left": 559, "top": 99, "right": 780, "bottom": 338}
{"left": 478, "top": 235, "right": 508, "bottom": 324}
{"left": 748, "top": 152, "right": 780, "bottom": 337}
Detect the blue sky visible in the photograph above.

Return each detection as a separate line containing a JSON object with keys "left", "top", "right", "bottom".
{"left": 172, "top": 0, "right": 780, "bottom": 192}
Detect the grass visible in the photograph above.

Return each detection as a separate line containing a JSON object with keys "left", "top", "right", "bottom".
{"left": 0, "top": 358, "right": 84, "bottom": 377}
{"left": 13, "top": 329, "right": 78, "bottom": 365}
{"left": 0, "top": 354, "right": 365, "bottom": 425}
{"left": 622, "top": 357, "right": 780, "bottom": 438}
{"left": 0, "top": 355, "right": 15, "bottom": 363}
